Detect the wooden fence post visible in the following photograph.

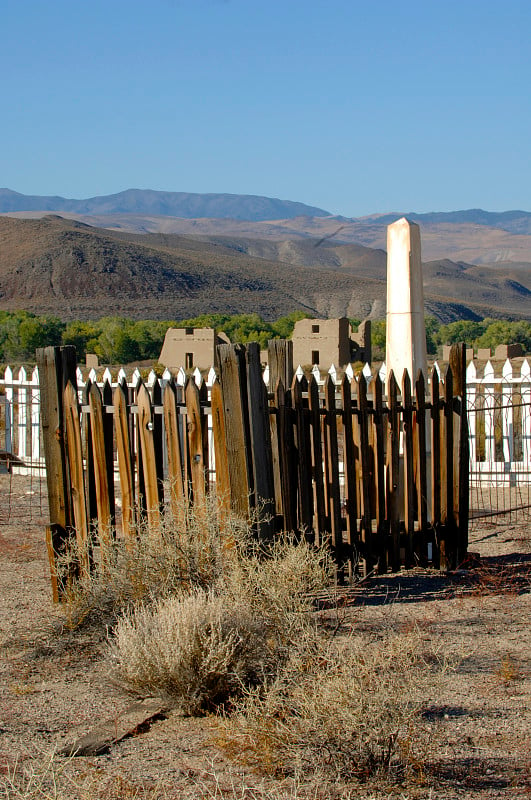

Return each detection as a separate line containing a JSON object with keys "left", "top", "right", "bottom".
{"left": 36, "top": 345, "right": 77, "bottom": 601}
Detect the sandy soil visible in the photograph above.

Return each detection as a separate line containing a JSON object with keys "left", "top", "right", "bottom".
{"left": 0, "top": 473, "right": 530, "bottom": 799}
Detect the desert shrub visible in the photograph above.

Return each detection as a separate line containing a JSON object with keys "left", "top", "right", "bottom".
{"left": 57, "top": 497, "right": 250, "bottom": 631}
{"left": 106, "top": 517, "right": 332, "bottom": 712}
{"left": 216, "top": 628, "right": 446, "bottom": 781}
{"left": 59, "top": 496, "right": 331, "bottom": 634}
{"left": 109, "top": 590, "right": 278, "bottom": 714}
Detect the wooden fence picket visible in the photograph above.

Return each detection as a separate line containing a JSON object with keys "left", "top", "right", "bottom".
{"left": 386, "top": 371, "right": 401, "bottom": 570}
{"left": 136, "top": 382, "right": 160, "bottom": 531}
{"left": 88, "top": 381, "right": 112, "bottom": 549}
{"left": 163, "top": 380, "right": 185, "bottom": 523}
{"left": 114, "top": 379, "right": 135, "bottom": 540}
{"left": 63, "top": 381, "right": 90, "bottom": 576}
{"left": 324, "top": 375, "right": 342, "bottom": 565}
{"left": 372, "top": 374, "right": 387, "bottom": 570}
{"left": 356, "top": 373, "right": 372, "bottom": 573}
{"left": 402, "top": 370, "right": 415, "bottom": 567}
{"left": 292, "top": 375, "right": 313, "bottom": 539}
{"left": 340, "top": 374, "right": 357, "bottom": 553}
{"left": 308, "top": 374, "right": 326, "bottom": 543}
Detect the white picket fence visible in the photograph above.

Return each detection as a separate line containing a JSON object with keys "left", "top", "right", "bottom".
{"left": 1, "top": 359, "right": 530, "bottom": 486}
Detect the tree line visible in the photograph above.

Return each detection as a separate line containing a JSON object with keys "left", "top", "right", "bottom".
{"left": 0, "top": 310, "right": 529, "bottom": 365}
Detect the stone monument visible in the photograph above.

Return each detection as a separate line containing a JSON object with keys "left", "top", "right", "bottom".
{"left": 385, "top": 217, "right": 427, "bottom": 388}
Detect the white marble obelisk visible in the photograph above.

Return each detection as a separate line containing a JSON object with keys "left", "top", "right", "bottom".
{"left": 385, "top": 218, "right": 427, "bottom": 387}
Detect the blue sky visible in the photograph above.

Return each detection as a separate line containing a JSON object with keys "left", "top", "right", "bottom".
{"left": 2, "top": 0, "right": 530, "bottom": 216}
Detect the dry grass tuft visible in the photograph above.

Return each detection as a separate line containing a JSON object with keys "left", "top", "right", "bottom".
{"left": 216, "top": 627, "right": 449, "bottom": 782}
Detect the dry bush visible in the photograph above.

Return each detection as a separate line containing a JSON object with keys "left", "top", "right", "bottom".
{"left": 216, "top": 627, "right": 448, "bottom": 783}
{"left": 108, "top": 527, "right": 332, "bottom": 714}
{"left": 56, "top": 498, "right": 252, "bottom": 631}
{"left": 110, "top": 590, "right": 277, "bottom": 714}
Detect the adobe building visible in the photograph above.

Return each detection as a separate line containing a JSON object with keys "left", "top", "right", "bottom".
{"left": 291, "top": 317, "right": 371, "bottom": 368}
{"left": 159, "top": 327, "right": 230, "bottom": 371}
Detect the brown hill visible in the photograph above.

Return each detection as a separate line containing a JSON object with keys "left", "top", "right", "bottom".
{"left": 0, "top": 216, "right": 528, "bottom": 322}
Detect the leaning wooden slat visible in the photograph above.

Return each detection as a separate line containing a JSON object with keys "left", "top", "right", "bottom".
{"left": 372, "top": 374, "right": 387, "bottom": 571}
{"left": 401, "top": 370, "right": 415, "bottom": 568}
{"left": 292, "top": 374, "right": 313, "bottom": 539}
{"left": 340, "top": 375, "right": 357, "bottom": 554}
{"left": 415, "top": 370, "right": 428, "bottom": 562}
{"left": 88, "top": 382, "right": 112, "bottom": 549}
{"left": 308, "top": 375, "right": 326, "bottom": 543}
{"left": 386, "top": 371, "right": 401, "bottom": 570}
{"left": 247, "top": 343, "right": 275, "bottom": 539}
{"left": 324, "top": 375, "right": 343, "bottom": 564}
{"left": 63, "top": 381, "right": 90, "bottom": 577}
{"left": 114, "top": 381, "right": 135, "bottom": 541}
{"left": 136, "top": 382, "right": 160, "bottom": 532}
{"left": 163, "top": 380, "right": 185, "bottom": 522}
{"left": 357, "top": 373, "right": 373, "bottom": 574}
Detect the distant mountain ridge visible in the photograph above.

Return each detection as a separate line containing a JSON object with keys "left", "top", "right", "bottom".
{"left": 3, "top": 188, "right": 531, "bottom": 233}
{"left": 361, "top": 209, "right": 531, "bottom": 235}
{"left": 0, "top": 188, "right": 331, "bottom": 222}
{"left": 0, "top": 215, "right": 529, "bottom": 324}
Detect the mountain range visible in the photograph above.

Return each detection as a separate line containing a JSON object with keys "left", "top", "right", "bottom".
{"left": 0, "top": 189, "right": 529, "bottom": 322}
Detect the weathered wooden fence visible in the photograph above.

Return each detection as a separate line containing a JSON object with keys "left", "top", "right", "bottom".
{"left": 2, "top": 357, "right": 530, "bottom": 485}
{"left": 35, "top": 342, "right": 470, "bottom": 599}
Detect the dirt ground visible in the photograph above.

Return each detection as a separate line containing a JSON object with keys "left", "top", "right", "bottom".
{"left": 0, "top": 473, "right": 530, "bottom": 799}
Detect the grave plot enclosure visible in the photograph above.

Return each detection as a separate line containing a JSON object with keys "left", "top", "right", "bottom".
{"left": 37, "top": 342, "right": 469, "bottom": 600}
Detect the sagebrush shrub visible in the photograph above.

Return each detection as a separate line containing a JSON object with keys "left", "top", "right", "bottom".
{"left": 110, "top": 589, "right": 278, "bottom": 714}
